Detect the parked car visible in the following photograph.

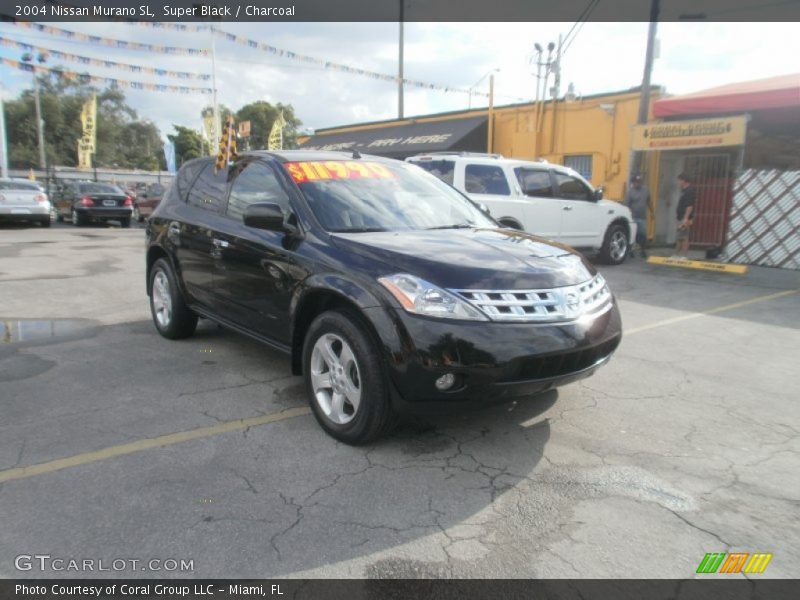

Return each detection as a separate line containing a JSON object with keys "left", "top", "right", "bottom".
{"left": 55, "top": 181, "right": 134, "bottom": 227}
{"left": 406, "top": 153, "right": 636, "bottom": 265}
{"left": 145, "top": 151, "right": 622, "bottom": 444}
{"left": 0, "top": 178, "right": 52, "bottom": 227}
{"left": 134, "top": 183, "right": 168, "bottom": 222}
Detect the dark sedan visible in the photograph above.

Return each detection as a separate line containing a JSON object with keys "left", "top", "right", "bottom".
{"left": 55, "top": 182, "right": 134, "bottom": 227}
{"left": 145, "top": 151, "right": 622, "bottom": 444}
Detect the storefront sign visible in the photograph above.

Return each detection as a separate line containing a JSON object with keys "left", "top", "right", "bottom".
{"left": 632, "top": 116, "right": 747, "bottom": 151}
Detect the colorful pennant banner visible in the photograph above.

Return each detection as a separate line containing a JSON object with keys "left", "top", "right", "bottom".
{"left": 0, "top": 36, "right": 211, "bottom": 80}
{"left": 12, "top": 22, "right": 209, "bottom": 56}
{"left": 212, "top": 28, "right": 490, "bottom": 97}
{"left": 1, "top": 57, "right": 213, "bottom": 94}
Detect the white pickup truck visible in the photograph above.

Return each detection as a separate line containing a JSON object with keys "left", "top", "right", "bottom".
{"left": 0, "top": 178, "right": 52, "bottom": 227}
{"left": 407, "top": 153, "right": 636, "bottom": 264}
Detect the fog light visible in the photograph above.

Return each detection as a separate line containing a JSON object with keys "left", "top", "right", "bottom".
{"left": 435, "top": 373, "right": 456, "bottom": 391}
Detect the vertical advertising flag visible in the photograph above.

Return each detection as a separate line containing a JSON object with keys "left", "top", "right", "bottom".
{"left": 77, "top": 93, "right": 96, "bottom": 169}
{"left": 268, "top": 111, "right": 286, "bottom": 150}
{"left": 202, "top": 114, "right": 218, "bottom": 155}
{"left": 163, "top": 139, "right": 176, "bottom": 173}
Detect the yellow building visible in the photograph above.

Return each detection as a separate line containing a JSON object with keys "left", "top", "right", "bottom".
{"left": 299, "top": 86, "right": 662, "bottom": 202}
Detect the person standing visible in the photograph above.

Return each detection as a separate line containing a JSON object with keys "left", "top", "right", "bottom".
{"left": 674, "top": 172, "right": 696, "bottom": 259}
{"left": 624, "top": 174, "right": 652, "bottom": 258}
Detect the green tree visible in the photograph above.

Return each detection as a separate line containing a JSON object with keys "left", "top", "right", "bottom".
{"left": 235, "top": 101, "right": 301, "bottom": 150}
{"left": 3, "top": 71, "right": 164, "bottom": 170}
{"left": 167, "top": 125, "right": 203, "bottom": 167}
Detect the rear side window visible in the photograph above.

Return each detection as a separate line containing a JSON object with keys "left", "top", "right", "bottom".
{"left": 464, "top": 164, "right": 510, "bottom": 195}
{"left": 411, "top": 159, "right": 455, "bottom": 185}
{"left": 175, "top": 160, "right": 207, "bottom": 200}
{"left": 226, "top": 162, "right": 291, "bottom": 221}
{"left": 186, "top": 164, "right": 228, "bottom": 212}
{"left": 515, "top": 168, "right": 553, "bottom": 198}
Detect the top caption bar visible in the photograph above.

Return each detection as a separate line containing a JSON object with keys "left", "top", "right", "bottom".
{"left": 4, "top": 0, "right": 800, "bottom": 22}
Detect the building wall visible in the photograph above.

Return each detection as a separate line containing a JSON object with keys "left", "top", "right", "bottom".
{"left": 312, "top": 88, "right": 660, "bottom": 203}
{"left": 490, "top": 89, "right": 660, "bottom": 201}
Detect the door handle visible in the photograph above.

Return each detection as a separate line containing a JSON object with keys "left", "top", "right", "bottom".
{"left": 562, "top": 206, "right": 573, "bottom": 211}
{"left": 212, "top": 239, "right": 229, "bottom": 248}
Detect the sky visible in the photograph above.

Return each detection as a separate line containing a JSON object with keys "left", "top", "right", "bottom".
{"left": 0, "top": 20, "right": 798, "bottom": 141}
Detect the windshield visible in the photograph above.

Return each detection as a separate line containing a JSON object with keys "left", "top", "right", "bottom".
{"left": 79, "top": 183, "right": 124, "bottom": 195}
{"left": 284, "top": 160, "right": 495, "bottom": 233}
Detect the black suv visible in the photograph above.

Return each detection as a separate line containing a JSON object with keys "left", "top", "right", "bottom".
{"left": 145, "top": 151, "right": 622, "bottom": 444}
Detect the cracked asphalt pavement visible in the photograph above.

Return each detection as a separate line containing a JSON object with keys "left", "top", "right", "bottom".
{"left": 1, "top": 224, "right": 798, "bottom": 578}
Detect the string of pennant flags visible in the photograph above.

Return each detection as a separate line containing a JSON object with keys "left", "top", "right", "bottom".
{"left": 11, "top": 22, "right": 209, "bottom": 56}
{"left": 0, "top": 56, "right": 213, "bottom": 94}
{"left": 7, "top": 19, "right": 490, "bottom": 97}
{"left": 0, "top": 35, "right": 212, "bottom": 81}
{"left": 211, "top": 27, "right": 490, "bottom": 97}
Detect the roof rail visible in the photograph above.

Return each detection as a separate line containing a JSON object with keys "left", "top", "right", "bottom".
{"left": 415, "top": 151, "right": 505, "bottom": 159}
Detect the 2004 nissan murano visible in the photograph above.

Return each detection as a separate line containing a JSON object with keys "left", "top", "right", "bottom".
{"left": 145, "top": 151, "right": 622, "bottom": 444}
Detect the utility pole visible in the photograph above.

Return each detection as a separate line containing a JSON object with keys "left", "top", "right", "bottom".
{"left": 210, "top": 25, "right": 220, "bottom": 146}
{"left": 0, "top": 90, "right": 8, "bottom": 178}
{"left": 398, "top": 1, "right": 404, "bottom": 119}
{"left": 22, "top": 52, "right": 47, "bottom": 169}
{"left": 487, "top": 73, "right": 495, "bottom": 153}
{"left": 631, "top": 0, "right": 660, "bottom": 179}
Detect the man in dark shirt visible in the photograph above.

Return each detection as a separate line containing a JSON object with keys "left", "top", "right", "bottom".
{"left": 624, "top": 174, "right": 652, "bottom": 258}
{"left": 674, "top": 172, "right": 696, "bottom": 258}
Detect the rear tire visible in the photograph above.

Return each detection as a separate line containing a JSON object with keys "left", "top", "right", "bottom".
{"left": 302, "top": 310, "right": 395, "bottom": 444}
{"left": 600, "top": 223, "right": 629, "bottom": 265}
{"left": 149, "top": 258, "right": 197, "bottom": 339}
{"left": 71, "top": 208, "right": 85, "bottom": 226}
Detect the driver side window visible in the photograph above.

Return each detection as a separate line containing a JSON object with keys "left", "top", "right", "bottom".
{"left": 226, "top": 162, "right": 292, "bottom": 222}
{"left": 554, "top": 172, "right": 593, "bottom": 201}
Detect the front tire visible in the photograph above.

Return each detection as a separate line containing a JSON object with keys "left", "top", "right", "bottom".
{"left": 600, "top": 223, "right": 629, "bottom": 265}
{"left": 302, "top": 310, "right": 394, "bottom": 444}
{"left": 149, "top": 258, "right": 197, "bottom": 339}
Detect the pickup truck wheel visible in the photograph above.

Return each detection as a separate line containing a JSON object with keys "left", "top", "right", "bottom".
{"left": 149, "top": 258, "right": 197, "bottom": 339}
{"left": 498, "top": 218, "right": 523, "bottom": 230}
{"left": 601, "top": 223, "right": 629, "bottom": 265}
{"left": 303, "top": 310, "right": 394, "bottom": 445}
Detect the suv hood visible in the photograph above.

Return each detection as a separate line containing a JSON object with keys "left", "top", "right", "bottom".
{"left": 599, "top": 199, "right": 633, "bottom": 218}
{"left": 331, "top": 228, "right": 596, "bottom": 289}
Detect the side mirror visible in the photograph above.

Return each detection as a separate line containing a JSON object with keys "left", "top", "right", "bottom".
{"left": 243, "top": 202, "right": 291, "bottom": 232}
{"left": 593, "top": 187, "right": 604, "bottom": 201}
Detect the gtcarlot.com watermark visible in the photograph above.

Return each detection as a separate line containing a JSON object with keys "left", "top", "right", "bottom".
{"left": 15, "top": 554, "right": 194, "bottom": 573}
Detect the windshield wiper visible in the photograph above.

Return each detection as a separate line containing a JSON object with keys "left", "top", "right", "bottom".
{"left": 425, "top": 223, "right": 475, "bottom": 230}
{"left": 332, "top": 227, "right": 388, "bottom": 233}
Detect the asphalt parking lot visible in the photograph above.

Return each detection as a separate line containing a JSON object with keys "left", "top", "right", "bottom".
{"left": 1, "top": 222, "right": 798, "bottom": 579}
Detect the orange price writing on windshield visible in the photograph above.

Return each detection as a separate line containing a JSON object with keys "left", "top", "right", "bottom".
{"left": 284, "top": 161, "right": 396, "bottom": 184}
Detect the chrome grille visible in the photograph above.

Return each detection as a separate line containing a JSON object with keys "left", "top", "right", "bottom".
{"left": 451, "top": 274, "right": 611, "bottom": 323}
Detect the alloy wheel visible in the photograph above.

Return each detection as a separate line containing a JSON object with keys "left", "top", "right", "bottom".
{"left": 609, "top": 230, "right": 627, "bottom": 262}
{"left": 151, "top": 270, "right": 173, "bottom": 329}
{"left": 310, "top": 333, "right": 362, "bottom": 425}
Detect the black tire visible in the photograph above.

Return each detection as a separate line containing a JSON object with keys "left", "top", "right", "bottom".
{"left": 39, "top": 218, "right": 51, "bottom": 228}
{"left": 302, "top": 310, "right": 395, "bottom": 445}
{"left": 148, "top": 258, "right": 198, "bottom": 339}
{"left": 120, "top": 217, "right": 131, "bottom": 228}
{"left": 498, "top": 218, "right": 523, "bottom": 230}
{"left": 71, "top": 208, "right": 85, "bottom": 226}
{"left": 600, "top": 223, "right": 629, "bottom": 265}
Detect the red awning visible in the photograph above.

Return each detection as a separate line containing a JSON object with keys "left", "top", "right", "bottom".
{"left": 653, "top": 73, "right": 800, "bottom": 118}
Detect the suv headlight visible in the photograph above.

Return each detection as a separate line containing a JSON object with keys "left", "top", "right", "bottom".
{"left": 378, "top": 274, "right": 487, "bottom": 321}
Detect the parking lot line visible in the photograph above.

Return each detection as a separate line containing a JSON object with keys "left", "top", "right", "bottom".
{"left": 0, "top": 407, "right": 311, "bottom": 485}
{"left": 625, "top": 288, "right": 799, "bottom": 336}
